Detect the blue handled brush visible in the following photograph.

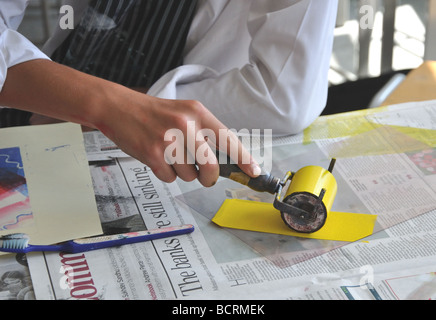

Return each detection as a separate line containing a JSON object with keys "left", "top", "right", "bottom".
{"left": 0, "top": 224, "right": 194, "bottom": 254}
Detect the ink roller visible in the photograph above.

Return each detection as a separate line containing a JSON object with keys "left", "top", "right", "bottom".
{"left": 217, "top": 153, "right": 337, "bottom": 233}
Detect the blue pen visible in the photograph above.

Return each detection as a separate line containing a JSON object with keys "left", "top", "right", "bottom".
{"left": 0, "top": 224, "right": 194, "bottom": 254}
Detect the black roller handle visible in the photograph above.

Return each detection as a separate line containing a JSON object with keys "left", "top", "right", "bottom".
{"left": 216, "top": 151, "right": 281, "bottom": 194}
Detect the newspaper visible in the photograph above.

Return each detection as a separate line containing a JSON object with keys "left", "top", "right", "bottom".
{"left": 0, "top": 254, "right": 34, "bottom": 300}
{"left": 10, "top": 100, "right": 436, "bottom": 300}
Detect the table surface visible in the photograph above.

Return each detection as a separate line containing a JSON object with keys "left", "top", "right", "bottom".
{"left": 382, "top": 61, "right": 436, "bottom": 106}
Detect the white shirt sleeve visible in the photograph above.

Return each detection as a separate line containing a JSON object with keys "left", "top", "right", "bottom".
{"left": 148, "top": 0, "right": 338, "bottom": 135}
{"left": 0, "top": 0, "right": 50, "bottom": 92}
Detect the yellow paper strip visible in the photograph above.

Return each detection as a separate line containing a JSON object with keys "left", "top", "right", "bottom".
{"left": 212, "top": 199, "right": 377, "bottom": 242}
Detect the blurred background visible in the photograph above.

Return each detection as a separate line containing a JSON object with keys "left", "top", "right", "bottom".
{"left": 17, "top": 0, "right": 436, "bottom": 112}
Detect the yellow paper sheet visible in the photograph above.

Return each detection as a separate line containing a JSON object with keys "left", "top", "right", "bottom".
{"left": 302, "top": 106, "right": 436, "bottom": 158}
{"left": 212, "top": 199, "right": 377, "bottom": 242}
{"left": 0, "top": 123, "right": 102, "bottom": 246}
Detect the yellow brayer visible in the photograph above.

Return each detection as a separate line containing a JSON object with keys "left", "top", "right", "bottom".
{"left": 218, "top": 157, "right": 337, "bottom": 234}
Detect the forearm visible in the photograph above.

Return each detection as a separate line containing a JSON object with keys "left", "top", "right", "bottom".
{"left": 0, "top": 59, "right": 260, "bottom": 186}
{"left": 0, "top": 59, "right": 111, "bottom": 129}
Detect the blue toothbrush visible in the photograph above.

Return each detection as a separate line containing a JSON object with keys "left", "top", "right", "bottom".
{"left": 0, "top": 224, "right": 194, "bottom": 254}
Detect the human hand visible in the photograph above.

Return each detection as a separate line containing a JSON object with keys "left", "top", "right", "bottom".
{"left": 95, "top": 86, "right": 260, "bottom": 187}
{"left": 0, "top": 59, "right": 259, "bottom": 187}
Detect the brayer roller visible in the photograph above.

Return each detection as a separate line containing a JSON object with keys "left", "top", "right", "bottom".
{"left": 218, "top": 156, "right": 337, "bottom": 233}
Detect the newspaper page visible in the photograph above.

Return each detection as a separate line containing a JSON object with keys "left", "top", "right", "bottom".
{"left": 23, "top": 100, "right": 436, "bottom": 300}
{"left": 201, "top": 204, "right": 436, "bottom": 300}
{"left": 27, "top": 156, "right": 224, "bottom": 300}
